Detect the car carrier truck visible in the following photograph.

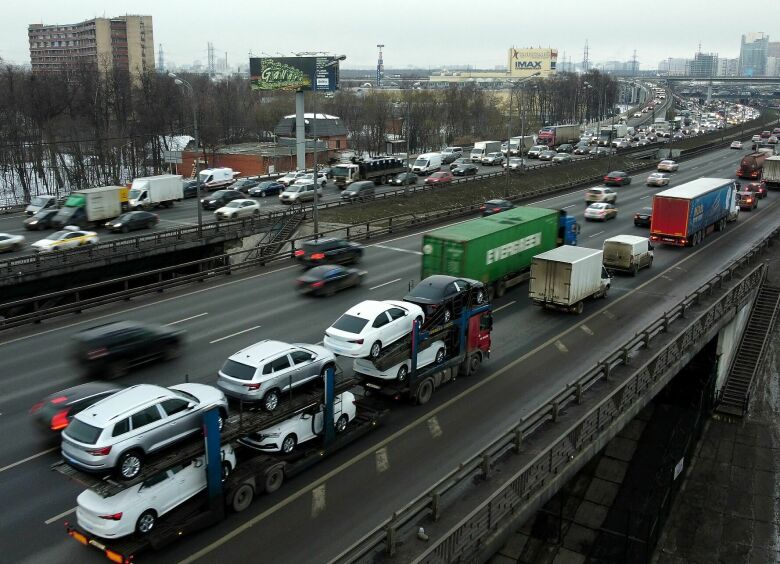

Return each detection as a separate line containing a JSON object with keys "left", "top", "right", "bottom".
{"left": 420, "top": 207, "right": 579, "bottom": 298}
{"left": 650, "top": 178, "right": 738, "bottom": 247}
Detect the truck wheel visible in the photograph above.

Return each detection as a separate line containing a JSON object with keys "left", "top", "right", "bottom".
{"left": 262, "top": 389, "right": 280, "bottom": 412}
{"left": 264, "top": 466, "right": 285, "bottom": 494}
{"left": 369, "top": 341, "right": 382, "bottom": 359}
{"left": 632, "top": 263, "right": 639, "bottom": 277}
{"left": 494, "top": 280, "right": 506, "bottom": 298}
{"left": 414, "top": 378, "right": 434, "bottom": 405}
{"left": 231, "top": 483, "right": 255, "bottom": 512}
{"left": 468, "top": 353, "right": 482, "bottom": 375}
{"left": 335, "top": 414, "right": 348, "bottom": 433}
{"left": 396, "top": 365, "right": 408, "bottom": 382}
{"left": 135, "top": 510, "right": 157, "bottom": 535}
{"left": 573, "top": 301, "right": 585, "bottom": 315}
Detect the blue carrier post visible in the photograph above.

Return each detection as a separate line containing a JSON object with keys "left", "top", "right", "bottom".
{"left": 323, "top": 365, "right": 336, "bottom": 445}
{"left": 203, "top": 408, "right": 224, "bottom": 517}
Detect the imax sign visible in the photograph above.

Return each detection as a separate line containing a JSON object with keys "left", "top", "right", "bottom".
{"left": 515, "top": 61, "right": 543, "bottom": 70}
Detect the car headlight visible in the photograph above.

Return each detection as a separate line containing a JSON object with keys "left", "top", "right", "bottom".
{"left": 28, "top": 220, "right": 38, "bottom": 225}
{"left": 114, "top": 223, "right": 122, "bottom": 227}
{"left": 264, "top": 432, "right": 281, "bottom": 438}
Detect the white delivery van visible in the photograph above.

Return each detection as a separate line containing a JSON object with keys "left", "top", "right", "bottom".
{"left": 411, "top": 153, "right": 442, "bottom": 175}
{"left": 128, "top": 175, "right": 184, "bottom": 209}
{"left": 529, "top": 246, "right": 611, "bottom": 314}
{"left": 198, "top": 168, "right": 237, "bottom": 191}
{"left": 602, "top": 235, "right": 653, "bottom": 275}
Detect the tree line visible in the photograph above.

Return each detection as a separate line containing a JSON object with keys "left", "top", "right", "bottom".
{"left": 0, "top": 59, "right": 617, "bottom": 204}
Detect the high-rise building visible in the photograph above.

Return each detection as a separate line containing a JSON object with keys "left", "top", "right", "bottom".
{"left": 28, "top": 15, "right": 154, "bottom": 77}
{"left": 769, "top": 42, "right": 780, "bottom": 58}
{"left": 717, "top": 58, "right": 739, "bottom": 77}
{"left": 689, "top": 52, "right": 718, "bottom": 77}
{"left": 739, "top": 32, "right": 768, "bottom": 76}
{"left": 658, "top": 58, "right": 689, "bottom": 76}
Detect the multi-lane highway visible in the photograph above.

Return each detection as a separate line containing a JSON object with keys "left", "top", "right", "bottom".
{"left": 0, "top": 133, "right": 773, "bottom": 563}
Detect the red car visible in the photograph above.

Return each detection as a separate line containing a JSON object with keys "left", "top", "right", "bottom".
{"left": 425, "top": 171, "right": 454, "bottom": 185}
{"left": 603, "top": 171, "right": 632, "bottom": 186}
{"left": 744, "top": 181, "right": 768, "bottom": 199}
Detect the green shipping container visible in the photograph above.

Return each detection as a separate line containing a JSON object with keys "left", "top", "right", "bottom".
{"left": 421, "top": 207, "right": 560, "bottom": 284}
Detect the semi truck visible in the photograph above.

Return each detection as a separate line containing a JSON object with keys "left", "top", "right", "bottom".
{"left": 597, "top": 124, "right": 628, "bottom": 146}
{"left": 762, "top": 156, "right": 780, "bottom": 189}
{"left": 528, "top": 246, "right": 612, "bottom": 314}
{"left": 737, "top": 152, "right": 767, "bottom": 179}
{"left": 650, "top": 178, "right": 738, "bottom": 247}
{"left": 537, "top": 124, "right": 580, "bottom": 147}
{"left": 332, "top": 157, "right": 407, "bottom": 187}
{"left": 128, "top": 174, "right": 184, "bottom": 210}
{"left": 602, "top": 235, "right": 654, "bottom": 276}
{"left": 470, "top": 141, "right": 501, "bottom": 162}
{"left": 420, "top": 207, "right": 579, "bottom": 298}
{"left": 51, "top": 186, "right": 128, "bottom": 229}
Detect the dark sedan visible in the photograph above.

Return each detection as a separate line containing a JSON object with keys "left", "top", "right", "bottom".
{"left": 480, "top": 199, "right": 514, "bottom": 216}
{"left": 743, "top": 181, "right": 767, "bottom": 199}
{"left": 105, "top": 211, "right": 159, "bottom": 233}
{"left": 296, "top": 264, "right": 366, "bottom": 296}
{"left": 232, "top": 179, "right": 260, "bottom": 194}
{"left": 201, "top": 189, "right": 243, "bottom": 210}
{"left": 248, "top": 181, "right": 285, "bottom": 198}
{"left": 24, "top": 208, "right": 59, "bottom": 230}
{"left": 452, "top": 164, "right": 479, "bottom": 176}
{"left": 182, "top": 180, "right": 200, "bottom": 199}
{"left": 449, "top": 158, "right": 470, "bottom": 171}
{"left": 71, "top": 320, "right": 185, "bottom": 378}
{"left": 294, "top": 237, "right": 363, "bottom": 267}
{"left": 604, "top": 171, "right": 631, "bottom": 186}
{"left": 538, "top": 150, "right": 558, "bottom": 161}
{"left": 634, "top": 207, "right": 652, "bottom": 227}
{"left": 557, "top": 144, "right": 574, "bottom": 153}
{"left": 388, "top": 172, "right": 418, "bottom": 186}
{"left": 573, "top": 144, "right": 591, "bottom": 155}
{"left": 404, "top": 275, "right": 487, "bottom": 324}
{"left": 29, "top": 382, "right": 123, "bottom": 433}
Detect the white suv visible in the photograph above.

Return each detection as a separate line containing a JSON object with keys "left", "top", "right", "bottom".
{"left": 585, "top": 187, "right": 617, "bottom": 204}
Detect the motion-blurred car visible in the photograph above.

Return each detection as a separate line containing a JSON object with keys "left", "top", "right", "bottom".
{"left": 590, "top": 146, "right": 612, "bottom": 156}
{"left": 604, "top": 171, "right": 631, "bottom": 186}
{"left": 239, "top": 392, "right": 356, "bottom": 454}
{"left": 30, "top": 382, "right": 123, "bottom": 433}
{"left": 388, "top": 172, "right": 417, "bottom": 186}
{"left": 634, "top": 207, "right": 653, "bottom": 227}
{"left": 277, "top": 171, "right": 307, "bottom": 186}
{"left": 452, "top": 164, "right": 479, "bottom": 176}
{"left": 182, "top": 180, "right": 200, "bottom": 199}
{"left": 552, "top": 153, "right": 573, "bottom": 163}
{"left": 556, "top": 144, "right": 574, "bottom": 153}
{"left": 584, "top": 203, "right": 618, "bottom": 221}
{"left": 481, "top": 152, "right": 505, "bottom": 166}
{"left": 646, "top": 172, "right": 670, "bottom": 187}
{"left": 214, "top": 199, "right": 261, "bottom": 220}
{"left": 201, "top": 189, "right": 243, "bottom": 210}
{"left": 24, "top": 208, "right": 59, "bottom": 231}
{"left": 248, "top": 181, "right": 285, "bottom": 198}
{"left": 31, "top": 227, "right": 98, "bottom": 252}
{"left": 0, "top": 233, "right": 25, "bottom": 253}
{"left": 296, "top": 264, "right": 366, "bottom": 296}
{"left": 573, "top": 144, "right": 591, "bottom": 155}
{"left": 105, "top": 211, "right": 159, "bottom": 233}
{"left": 293, "top": 172, "right": 328, "bottom": 188}
{"left": 743, "top": 181, "right": 767, "bottom": 199}
{"left": 480, "top": 199, "right": 514, "bottom": 216}
{"left": 657, "top": 160, "right": 679, "bottom": 172}
{"left": 231, "top": 178, "right": 260, "bottom": 194}
{"left": 585, "top": 187, "right": 617, "bottom": 204}
{"left": 504, "top": 157, "right": 526, "bottom": 171}
{"left": 538, "top": 150, "right": 557, "bottom": 161}
{"left": 72, "top": 320, "right": 185, "bottom": 378}
{"left": 449, "top": 157, "right": 470, "bottom": 171}
{"left": 737, "top": 191, "right": 758, "bottom": 210}
{"left": 294, "top": 237, "right": 363, "bottom": 267}
{"left": 278, "top": 183, "right": 322, "bottom": 204}
{"left": 424, "top": 171, "right": 454, "bottom": 185}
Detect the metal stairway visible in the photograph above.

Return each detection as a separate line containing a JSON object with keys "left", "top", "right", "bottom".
{"left": 254, "top": 211, "right": 304, "bottom": 260}
{"left": 716, "top": 284, "right": 780, "bottom": 417}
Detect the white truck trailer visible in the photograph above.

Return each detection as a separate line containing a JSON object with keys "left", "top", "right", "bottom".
{"left": 529, "top": 246, "right": 611, "bottom": 314}
{"left": 128, "top": 174, "right": 184, "bottom": 210}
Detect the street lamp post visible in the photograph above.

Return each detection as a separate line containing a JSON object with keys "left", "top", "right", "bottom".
{"left": 504, "top": 72, "right": 540, "bottom": 197}
{"left": 169, "top": 73, "right": 203, "bottom": 237}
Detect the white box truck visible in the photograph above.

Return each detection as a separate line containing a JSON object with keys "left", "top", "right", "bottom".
{"left": 128, "top": 174, "right": 184, "bottom": 210}
{"left": 470, "top": 141, "right": 501, "bottom": 163}
{"left": 602, "top": 235, "right": 653, "bottom": 276}
{"left": 198, "top": 167, "right": 237, "bottom": 191}
{"left": 503, "top": 136, "right": 535, "bottom": 156}
{"left": 763, "top": 156, "right": 780, "bottom": 189}
{"left": 411, "top": 153, "right": 443, "bottom": 175}
{"left": 529, "top": 246, "right": 611, "bottom": 314}
{"left": 52, "top": 186, "right": 127, "bottom": 228}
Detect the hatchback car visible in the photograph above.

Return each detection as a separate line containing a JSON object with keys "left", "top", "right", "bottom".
{"left": 743, "top": 181, "right": 767, "bottom": 199}
{"left": 480, "top": 199, "right": 514, "bottom": 216}
{"left": 504, "top": 157, "right": 526, "bottom": 171}
{"left": 214, "top": 199, "right": 261, "bottom": 220}
{"left": 340, "top": 180, "right": 375, "bottom": 202}
{"left": 76, "top": 445, "right": 236, "bottom": 538}
{"left": 737, "top": 191, "right": 758, "bottom": 210}
{"left": 603, "top": 171, "right": 631, "bottom": 186}
{"left": 217, "top": 340, "right": 336, "bottom": 410}
{"left": 584, "top": 203, "right": 618, "bottom": 221}
{"left": 105, "top": 211, "right": 159, "bottom": 233}
{"left": 323, "top": 300, "right": 425, "bottom": 359}
{"left": 231, "top": 179, "right": 260, "bottom": 194}
{"left": 585, "top": 187, "right": 617, "bottom": 204}
{"left": 388, "top": 172, "right": 417, "bottom": 186}
{"left": 248, "top": 181, "right": 285, "bottom": 198}
{"left": 239, "top": 392, "right": 356, "bottom": 454}
{"left": 296, "top": 264, "right": 365, "bottom": 296}
{"left": 590, "top": 147, "right": 612, "bottom": 157}
{"left": 556, "top": 144, "right": 574, "bottom": 153}
{"left": 552, "top": 153, "right": 573, "bottom": 163}
{"left": 279, "top": 183, "right": 321, "bottom": 204}
{"left": 294, "top": 238, "right": 363, "bottom": 267}
{"left": 538, "top": 150, "right": 558, "bottom": 161}
{"left": 634, "top": 207, "right": 653, "bottom": 227}
{"left": 573, "top": 144, "right": 591, "bottom": 155}
{"left": 0, "top": 233, "right": 25, "bottom": 253}
{"left": 657, "top": 160, "right": 679, "bottom": 172}
{"left": 24, "top": 208, "right": 59, "bottom": 230}
{"left": 404, "top": 275, "right": 486, "bottom": 324}
{"left": 424, "top": 171, "right": 454, "bottom": 185}
{"left": 452, "top": 164, "right": 479, "bottom": 176}
{"left": 30, "top": 382, "right": 123, "bottom": 434}
{"left": 646, "top": 172, "right": 670, "bottom": 187}
{"left": 32, "top": 228, "right": 98, "bottom": 252}
{"left": 201, "top": 189, "right": 243, "bottom": 210}
{"left": 481, "top": 152, "right": 504, "bottom": 166}
{"left": 61, "top": 383, "right": 228, "bottom": 479}
{"left": 71, "top": 320, "right": 184, "bottom": 378}
{"left": 527, "top": 145, "right": 547, "bottom": 158}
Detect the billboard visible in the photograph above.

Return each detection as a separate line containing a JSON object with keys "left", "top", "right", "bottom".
{"left": 249, "top": 56, "right": 340, "bottom": 92}
{"left": 507, "top": 48, "right": 558, "bottom": 78}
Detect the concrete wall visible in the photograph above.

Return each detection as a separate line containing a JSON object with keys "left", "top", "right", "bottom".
{"left": 715, "top": 293, "right": 755, "bottom": 392}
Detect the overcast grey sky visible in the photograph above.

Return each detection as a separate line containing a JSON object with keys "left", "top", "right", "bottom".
{"left": 2, "top": 0, "right": 777, "bottom": 70}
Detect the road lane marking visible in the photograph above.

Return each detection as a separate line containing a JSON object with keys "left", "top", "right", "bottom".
{"left": 373, "top": 244, "right": 422, "bottom": 256}
{"left": 492, "top": 300, "right": 516, "bottom": 314}
{"left": 639, "top": 195, "right": 651, "bottom": 199}
{"left": 45, "top": 507, "right": 76, "bottom": 525}
{"left": 369, "top": 278, "right": 402, "bottom": 291}
{"left": 0, "top": 447, "right": 57, "bottom": 473}
{"left": 554, "top": 340, "right": 568, "bottom": 353}
{"left": 375, "top": 447, "right": 390, "bottom": 473}
{"left": 580, "top": 324, "right": 594, "bottom": 336}
{"left": 562, "top": 204, "right": 576, "bottom": 209}
{"left": 589, "top": 231, "right": 605, "bottom": 238}
{"left": 209, "top": 325, "right": 261, "bottom": 344}
{"left": 602, "top": 310, "right": 616, "bottom": 320}
{"left": 311, "top": 484, "right": 326, "bottom": 518}
{"left": 167, "top": 312, "right": 208, "bottom": 325}
{"left": 427, "top": 416, "right": 443, "bottom": 439}
{"left": 661, "top": 275, "right": 673, "bottom": 281}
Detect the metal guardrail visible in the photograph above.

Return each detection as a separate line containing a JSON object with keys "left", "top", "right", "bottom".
{"left": 336, "top": 224, "right": 778, "bottom": 564}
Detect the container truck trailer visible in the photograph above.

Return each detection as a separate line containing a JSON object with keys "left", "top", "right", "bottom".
{"left": 650, "top": 178, "right": 738, "bottom": 247}
{"left": 420, "top": 207, "right": 579, "bottom": 298}
{"left": 537, "top": 125, "right": 580, "bottom": 147}
{"left": 762, "top": 156, "right": 780, "bottom": 189}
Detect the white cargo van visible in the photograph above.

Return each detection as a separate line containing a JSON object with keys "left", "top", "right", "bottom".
{"left": 25, "top": 194, "right": 57, "bottom": 216}
{"left": 602, "top": 235, "right": 653, "bottom": 275}
{"left": 198, "top": 168, "right": 237, "bottom": 191}
{"left": 128, "top": 175, "right": 184, "bottom": 209}
{"left": 411, "top": 153, "right": 442, "bottom": 175}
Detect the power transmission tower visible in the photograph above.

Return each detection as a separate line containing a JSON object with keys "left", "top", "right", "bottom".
{"left": 631, "top": 49, "right": 638, "bottom": 77}
{"left": 207, "top": 42, "right": 216, "bottom": 77}
{"left": 582, "top": 40, "right": 590, "bottom": 72}
{"left": 158, "top": 43, "right": 164, "bottom": 71}
{"left": 376, "top": 44, "right": 385, "bottom": 87}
